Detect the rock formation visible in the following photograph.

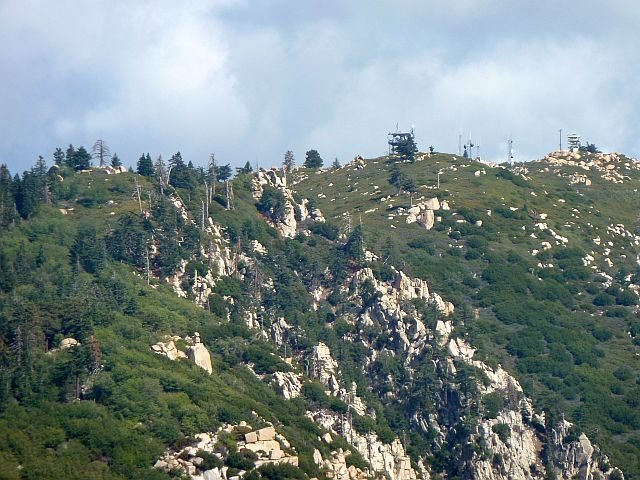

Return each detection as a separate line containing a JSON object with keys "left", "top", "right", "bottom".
{"left": 319, "top": 448, "right": 369, "bottom": 480}
{"left": 155, "top": 423, "right": 299, "bottom": 479}
{"left": 308, "top": 410, "right": 418, "bottom": 480}
{"left": 251, "top": 169, "right": 325, "bottom": 238}
{"left": 187, "top": 332, "right": 213, "bottom": 375}
{"left": 152, "top": 333, "right": 211, "bottom": 374}
{"left": 405, "top": 198, "right": 441, "bottom": 230}
{"left": 272, "top": 371, "right": 302, "bottom": 399}
{"left": 151, "top": 336, "right": 187, "bottom": 361}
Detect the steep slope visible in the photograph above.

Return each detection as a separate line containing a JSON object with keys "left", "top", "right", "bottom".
{"left": 291, "top": 151, "right": 639, "bottom": 478}
{"left": 0, "top": 150, "right": 637, "bottom": 480}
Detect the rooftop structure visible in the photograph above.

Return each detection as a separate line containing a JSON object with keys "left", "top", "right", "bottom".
{"left": 388, "top": 126, "right": 415, "bottom": 155}
{"left": 567, "top": 133, "right": 581, "bottom": 152}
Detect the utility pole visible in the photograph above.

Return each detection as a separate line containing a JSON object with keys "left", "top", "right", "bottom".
{"left": 559, "top": 129, "right": 562, "bottom": 151}
{"left": 508, "top": 137, "right": 514, "bottom": 166}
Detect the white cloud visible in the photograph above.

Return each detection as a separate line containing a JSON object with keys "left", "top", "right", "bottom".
{"left": 0, "top": 1, "right": 639, "bottom": 172}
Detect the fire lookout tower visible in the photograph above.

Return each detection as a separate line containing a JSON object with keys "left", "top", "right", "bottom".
{"left": 388, "top": 126, "right": 416, "bottom": 156}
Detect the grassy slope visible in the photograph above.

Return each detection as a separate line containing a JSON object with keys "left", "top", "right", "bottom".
{"left": 293, "top": 152, "right": 640, "bottom": 477}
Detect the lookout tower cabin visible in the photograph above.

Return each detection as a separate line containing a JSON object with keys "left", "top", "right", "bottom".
{"left": 567, "top": 133, "right": 581, "bottom": 152}
{"left": 388, "top": 127, "right": 415, "bottom": 155}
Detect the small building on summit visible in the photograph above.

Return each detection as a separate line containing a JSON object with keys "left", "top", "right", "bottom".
{"left": 388, "top": 126, "right": 416, "bottom": 155}
{"left": 567, "top": 133, "right": 581, "bottom": 152}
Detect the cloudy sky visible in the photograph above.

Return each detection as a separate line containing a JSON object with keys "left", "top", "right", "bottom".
{"left": 1, "top": 0, "right": 638, "bottom": 174}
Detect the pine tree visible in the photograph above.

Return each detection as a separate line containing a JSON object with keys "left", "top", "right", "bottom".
{"left": 65, "top": 144, "right": 76, "bottom": 168}
{"left": 136, "top": 153, "right": 154, "bottom": 176}
{"left": 14, "top": 172, "right": 40, "bottom": 218}
{"left": 332, "top": 157, "right": 341, "bottom": 169}
{"left": 53, "top": 147, "right": 65, "bottom": 166}
{"left": 283, "top": 150, "right": 295, "bottom": 172}
{"left": 73, "top": 146, "right": 92, "bottom": 171}
{"left": 304, "top": 149, "right": 323, "bottom": 169}
{"left": 33, "top": 155, "right": 47, "bottom": 177}
{"left": 216, "top": 164, "right": 233, "bottom": 182}
{"left": 343, "top": 224, "right": 365, "bottom": 263}
{"left": 111, "top": 153, "right": 122, "bottom": 168}
{"left": 403, "top": 177, "right": 417, "bottom": 206}
{"left": 397, "top": 136, "right": 418, "bottom": 162}
{"left": 168, "top": 152, "right": 194, "bottom": 189}
{"left": 207, "top": 154, "right": 217, "bottom": 199}
{"left": 70, "top": 224, "right": 106, "bottom": 273}
{"left": 236, "top": 161, "right": 253, "bottom": 175}
{"left": 388, "top": 164, "right": 406, "bottom": 195}
{"left": 0, "top": 165, "right": 17, "bottom": 227}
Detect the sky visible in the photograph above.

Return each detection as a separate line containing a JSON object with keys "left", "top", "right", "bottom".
{"left": 1, "top": 0, "right": 639, "bottom": 174}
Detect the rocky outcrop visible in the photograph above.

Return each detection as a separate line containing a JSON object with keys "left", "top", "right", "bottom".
{"left": 164, "top": 203, "right": 236, "bottom": 308}
{"left": 352, "top": 268, "right": 454, "bottom": 325}
{"left": 310, "top": 343, "right": 340, "bottom": 387}
{"left": 60, "top": 337, "right": 80, "bottom": 349}
{"left": 187, "top": 332, "right": 213, "bottom": 374}
{"left": 570, "top": 173, "right": 592, "bottom": 186}
{"left": 272, "top": 371, "right": 302, "bottom": 399}
{"left": 252, "top": 169, "right": 325, "bottom": 238}
{"left": 309, "top": 410, "right": 418, "bottom": 480}
{"left": 542, "top": 151, "right": 638, "bottom": 184}
{"left": 151, "top": 336, "right": 187, "bottom": 361}
{"left": 152, "top": 333, "right": 211, "bottom": 374}
{"left": 434, "top": 319, "right": 616, "bottom": 480}
{"left": 406, "top": 198, "right": 441, "bottom": 229}
{"left": 155, "top": 423, "right": 298, "bottom": 479}
{"left": 309, "top": 343, "right": 367, "bottom": 415}
{"left": 550, "top": 420, "right": 619, "bottom": 480}
{"left": 351, "top": 155, "right": 366, "bottom": 170}
{"left": 319, "top": 448, "right": 369, "bottom": 480}
{"left": 244, "top": 426, "right": 299, "bottom": 467}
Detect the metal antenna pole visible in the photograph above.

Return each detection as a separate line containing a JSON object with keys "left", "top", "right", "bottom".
{"left": 559, "top": 129, "right": 562, "bottom": 151}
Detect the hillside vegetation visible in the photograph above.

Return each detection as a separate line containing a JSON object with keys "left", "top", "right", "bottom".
{"left": 0, "top": 148, "right": 637, "bottom": 479}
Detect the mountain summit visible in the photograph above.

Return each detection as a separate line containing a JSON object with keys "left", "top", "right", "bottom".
{"left": 0, "top": 148, "right": 637, "bottom": 479}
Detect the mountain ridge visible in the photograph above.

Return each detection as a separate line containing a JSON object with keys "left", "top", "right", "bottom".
{"left": 0, "top": 148, "right": 637, "bottom": 479}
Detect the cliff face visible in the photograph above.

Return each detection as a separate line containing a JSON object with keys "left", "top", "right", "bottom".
{"left": 152, "top": 165, "right": 629, "bottom": 480}
{"left": 300, "top": 266, "right": 619, "bottom": 480}
{"left": 251, "top": 169, "right": 325, "bottom": 238}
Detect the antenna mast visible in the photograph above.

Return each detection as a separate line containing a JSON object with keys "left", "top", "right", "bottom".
{"left": 559, "top": 129, "right": 562, "bottom": 151}
{"left": 508, "top": 137, "right": 514, "bottom": 166}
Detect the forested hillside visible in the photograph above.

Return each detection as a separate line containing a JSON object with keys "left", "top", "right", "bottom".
{"left": 0, "top": 146, "right": 637, "bottom": 480}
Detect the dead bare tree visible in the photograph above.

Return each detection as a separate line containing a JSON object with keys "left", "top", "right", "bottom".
{"left": 91, "top": 139, "right": 111, "bottom": 167}
{"left": 208, "top": 154, "right": 217, "bottom": 201}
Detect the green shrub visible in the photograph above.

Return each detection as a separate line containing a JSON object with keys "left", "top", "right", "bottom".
{"left": 226, "top": 450, "right": 257, "bottom": 470}
{"left": 613, "top": 366, "right": 634, "bottom": 382}
{"left": 198, "top": 450, "right": 222, "bottom": 470}
{"left": 309, "top": 222, "right": 338, "bottom": 241}
{"left": 492, "top": 423, "right": 510, "bottom": 444}
{"left": 483, "top": 392, "right": 504, "bottom": 419}
{"left": 352, "top": 415, "right": 375, "bottom": 434}
{"left": 250, "top": 463, "right": 308, "bottom": 480}
{"left": 593, "top": 292, "right": 615, "bottom": 306}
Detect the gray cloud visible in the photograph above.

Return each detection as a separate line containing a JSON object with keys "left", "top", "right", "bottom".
{"left": 1, "top": 1, "right": 638, "bottom": 173}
